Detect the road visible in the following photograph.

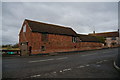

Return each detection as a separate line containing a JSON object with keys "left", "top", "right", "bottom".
{"left": 2, "top": 48, "right": 120, "bottom": 78}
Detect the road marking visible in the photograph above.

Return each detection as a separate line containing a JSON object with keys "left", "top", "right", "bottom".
{"left": 96, "top": 65, "right": 101, "bottom": 67}
{"left": 96, "top": 60, "right": 109, "bottom": 64}
{"left": 30, "top": 74, "right": 41, "bottom": 78}
{"left": 103, "top": 60, "right": 108, "bottom": 62}
{"left": 81, "top": 53, "right": 96, "bottom": 56}
{"left": 63, "top": 69, "right": 68, "bottom": 72}
{"left": 67, "top": 68, "right": 72, "bottom": 71}
{"left": 60, "top": 70, "right": 62, "bottom": 72}
{"left": 82, "top": 51, "right": 113, "bottom": 57}
{"left": 56, "top": 57, "right": 68, "bottom": 60}
{"left": 29, "top": 57, "right": 68, "bottom": 63}
{"left": 86, "top": 64, "right": 90, "bottom": 67}
{"left": 29, "top": 59, "right": 54, "bottom": 63}
{"left": 77, "top": 65, "right": 85, "bottom": 68}
{"left": 53, "top": 71, "right": 56, "bottom": 73}
{"left": 96, "top": 61, "right": 103, "bottom": 64}
{"left": 63, "top": 68, "right": 72, "bottom": 72}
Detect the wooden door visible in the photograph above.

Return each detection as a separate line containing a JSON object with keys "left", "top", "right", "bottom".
{"left": 20, "top": 42, "right": 28, "bottom": 56}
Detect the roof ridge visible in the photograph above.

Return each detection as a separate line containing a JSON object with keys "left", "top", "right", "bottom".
{"left": 90, "top": 31, "right": 118, "bottom": 34}
{"left": 25, "top": 19, "right": 71, "bottom": 29}
{"left": 78, "top": 34, "right": 94, "bottom": 36}
{"left": 24, "top": 19, "right": 77, "bottom": 36}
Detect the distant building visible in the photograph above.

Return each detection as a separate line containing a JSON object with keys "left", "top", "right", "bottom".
{"left": 78, "top": 34, "right": 101, "bottom": 43}
{"left": 89, "top": 30, "right": 120, "bottom": 48}
{"left": 19, "top": 19, "right": 103, "bottom": 56}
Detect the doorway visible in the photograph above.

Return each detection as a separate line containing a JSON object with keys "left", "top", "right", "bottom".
{"left": 29, "top": 46, "right": 32, "bottom": 56}
{"left": 20, "top": 42, "right": 28, "bottom": 56}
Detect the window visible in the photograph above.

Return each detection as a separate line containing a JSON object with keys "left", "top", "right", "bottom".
{"left": 41, "top": 46, "right": 46, "bottom": 51}
{"left": 21, "top": 42, "right": 28, "bottom": 45}
{"left": 72, "top": 37, "right": 80, "bottom": 43}
{"left": 23, "top": 25, "right": 26, "bottom": 32}
{"left": 72, "top": 37, "right": 76, "bottom": 43}
{"left": 111, "top": 37, "right": 116, "bottom": 40}
{"left": 104, "top": 43, "right": 107, "bottom": 46}
{"left": 41, "top": 33, "right": 48, "bottom": 42}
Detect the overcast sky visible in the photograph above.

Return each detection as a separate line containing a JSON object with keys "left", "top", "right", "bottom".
{"left": 2, "top": 2, "right": 118, "bottom": 45}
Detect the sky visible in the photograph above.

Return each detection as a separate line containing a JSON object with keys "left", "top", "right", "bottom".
{"left": 2, "top": 2, "right": 118, "bottom": 45}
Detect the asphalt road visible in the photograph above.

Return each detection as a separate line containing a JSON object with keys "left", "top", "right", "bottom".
{"left": 2, "top": 48, "right": 120, "bottom": 78}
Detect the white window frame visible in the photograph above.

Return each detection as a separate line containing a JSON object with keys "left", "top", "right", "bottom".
{"left": 72, "top": 37, "right": 76, "bottom": 43}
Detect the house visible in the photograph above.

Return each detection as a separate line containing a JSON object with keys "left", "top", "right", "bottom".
{"left": 77, "top": 34, "right": 103, "bottom": 49}
{"left": 89, "top": 30, "right": 120, "bottom": 48}
{"left": 78, "top": 34, "right": 101, "bottom": 42}
{"left": 19, "top": 19, "right": 103, "bottom": 56}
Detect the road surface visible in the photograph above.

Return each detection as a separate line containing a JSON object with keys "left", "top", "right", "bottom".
{"left": 2, "top": 48, "right": 120, "bottom": 78}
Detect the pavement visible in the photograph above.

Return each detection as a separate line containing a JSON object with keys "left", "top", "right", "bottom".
{"left": 114, "top": 47, "right": 120, "bottom": 71}
{"left": 2, "top": 48, "right": 120, "bottom": 78}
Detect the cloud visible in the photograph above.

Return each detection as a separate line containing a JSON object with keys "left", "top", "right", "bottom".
{"left": 2, "top": 2, "right": 118, "bottom": 45}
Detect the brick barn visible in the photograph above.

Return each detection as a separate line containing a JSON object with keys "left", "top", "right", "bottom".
{"left": 19, "top": 19, "right": 103, "bottom": 56}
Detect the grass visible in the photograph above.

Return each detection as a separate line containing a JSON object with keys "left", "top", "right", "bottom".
{"left": 2, "top": 47, "right": 20, "bottom": 50}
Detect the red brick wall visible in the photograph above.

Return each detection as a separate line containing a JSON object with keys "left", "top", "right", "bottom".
{"left": 19, "top": 21, "right": 32, "bottom": 44}
{"left": 19, "top": 21, "right": 32, "bottom": 50}
{"left": 19, "top": 22, "right": 103, "bottom": 55}
{"left": 30, "top": 33, "right": 75, "bottom": 54}
{"left": 28, "top": 33, "right": 103, "bottom": 54}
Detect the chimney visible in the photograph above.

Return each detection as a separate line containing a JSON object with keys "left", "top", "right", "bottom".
{"left": 93, "top": 31, "right": 95, "bottom": 34}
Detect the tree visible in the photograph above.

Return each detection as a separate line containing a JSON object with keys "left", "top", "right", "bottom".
{"left": 2, "top": 44, "right": 12, "bottom": 48}
{"left": 12, "top": 43, "right": 19, "bottom": 48}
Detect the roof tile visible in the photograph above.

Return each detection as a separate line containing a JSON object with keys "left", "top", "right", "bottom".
{"left": 25, "top": 19, "right": 77, "bottom": 36}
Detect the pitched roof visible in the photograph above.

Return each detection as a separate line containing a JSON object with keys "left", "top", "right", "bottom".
{"left": 25, "top": 19, "right": 77, "bottom": 36}
{"left": 78, "top": 34, "right": 100, "bottom": 42}
{"left": 89, "top": 31, "right": 119, "bottom": 37}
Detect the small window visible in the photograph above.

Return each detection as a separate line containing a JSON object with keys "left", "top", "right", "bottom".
{"left": 41, "top": 33, "right": 48, "bottom": 42}
{"left": 21, "top": 42, "right": 28, "bottom": 45}
{"left": 41, "top": 46, "right": 46, "bottom": 51}
{"left": 111, "top": 37, "right": 116, "bottom": 40}
{"left": 72, "top": 37, "right": 76, "bottom": 43}
{"left": 104, "top": 43, "right": 107, "bottom": 46}
{"left": 23, "top": 25, "right": 26, "bottom": 32}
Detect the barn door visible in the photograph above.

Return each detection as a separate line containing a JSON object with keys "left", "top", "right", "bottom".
{"left": 20, "top": 42, "right": 28, "bottom": 56}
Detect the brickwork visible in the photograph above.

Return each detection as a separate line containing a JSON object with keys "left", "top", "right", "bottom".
{"left": 19, "top": 22, "right": 103, "bottom": 55}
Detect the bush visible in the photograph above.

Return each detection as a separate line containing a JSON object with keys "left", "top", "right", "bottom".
{"left": 95, "top": 36, "right": 105, "bottom": 43}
